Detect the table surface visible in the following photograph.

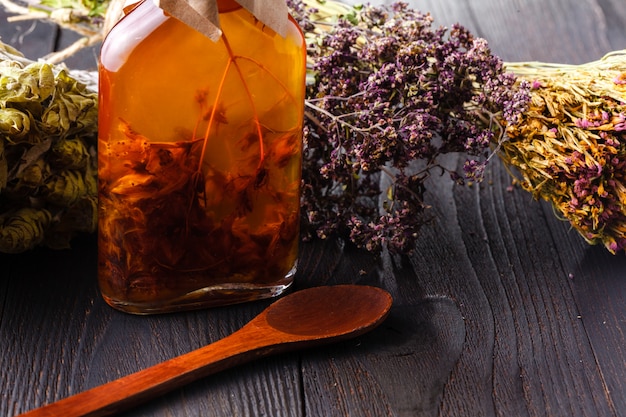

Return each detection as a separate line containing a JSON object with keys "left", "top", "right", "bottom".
{"left": 2, "top": 1, "right": 626, "bottom": 416}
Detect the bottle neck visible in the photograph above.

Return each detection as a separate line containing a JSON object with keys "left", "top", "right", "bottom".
{"left": 217, "top": 0, "right": 242, "bottom": 13}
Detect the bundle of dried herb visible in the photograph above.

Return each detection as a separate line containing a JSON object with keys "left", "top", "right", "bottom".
{"left": 500, "top": 51, "right": 626, "bottom": 253}
{"left": 289, "top": 0, "right": 530, "bottom": 253}
{"left": 0, "top": 41, "right": 98, "bottom": 253}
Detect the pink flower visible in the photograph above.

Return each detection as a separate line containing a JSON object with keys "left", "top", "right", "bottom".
{"left": 575, "top": 118, "right": 592, "bottom": 128}
{"left": 613, "top": 72, "right": 626, "bottom": 85}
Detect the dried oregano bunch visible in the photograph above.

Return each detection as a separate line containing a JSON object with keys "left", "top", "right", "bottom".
{"left": 501, "top": 51, "right": 626, "bottom": 253}
{"left": 289, "top": 0, "right": 530, "bottom": 253}
{"left": 0, "top": 41, "right": 98, "bottom": 253}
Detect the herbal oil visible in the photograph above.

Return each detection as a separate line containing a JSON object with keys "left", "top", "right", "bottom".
{"left": 98, "top": 0, "right": 306, "bottom": 313}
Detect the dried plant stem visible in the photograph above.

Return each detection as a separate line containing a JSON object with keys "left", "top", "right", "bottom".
{"left": 0, "top": 0, "right": 102, "bottom": 65}
{"left": 42, "top": 33, "right": 102, "bottom": 64}
{"left": 0, "top": 0, "right": 29, "bottom": 15}
{"left": 220, "top": 34, "right": 267, "bottom": 170}
{"left": 197, "top": 58, "right": 232, "bottom": 170}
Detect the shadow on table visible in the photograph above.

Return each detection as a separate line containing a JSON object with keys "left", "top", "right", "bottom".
{"left": 302, "top": 295, "right": 465, "bottom": 417}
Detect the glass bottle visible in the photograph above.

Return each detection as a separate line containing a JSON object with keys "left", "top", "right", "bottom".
{"left": 98, "top": 0, "right": 306, "bottom": 314}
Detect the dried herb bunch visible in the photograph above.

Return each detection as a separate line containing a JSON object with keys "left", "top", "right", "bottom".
{"left": 0, "top": 41, "right": 98, "bottom": 253}
{"left": 288, "top": 0, "right": 530, "bottom": 253}
{"left": 501, "top": 51, "right": 626, "bottom": 253}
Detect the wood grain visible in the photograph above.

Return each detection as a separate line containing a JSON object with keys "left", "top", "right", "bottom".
{"left": 15, "top": 286, "right": 391, "bottom": 417}
{"left": 2, "top": 0, "right": 626, "bottom": 416}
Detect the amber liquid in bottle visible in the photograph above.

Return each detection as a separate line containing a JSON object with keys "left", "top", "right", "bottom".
{"left": 98, "top": 0, "right": 306, "bottom": 313}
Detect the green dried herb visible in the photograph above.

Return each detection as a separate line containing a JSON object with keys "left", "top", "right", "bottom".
{"left": 0, "top": 41, "right": 98, "bottom": 253}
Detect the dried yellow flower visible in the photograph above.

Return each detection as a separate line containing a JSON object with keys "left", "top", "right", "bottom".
{"left": 500, "top": 50, "right": 626, "bottom": 252}
{"left": 0, "top": 207, "right": 52, "bottom": 253}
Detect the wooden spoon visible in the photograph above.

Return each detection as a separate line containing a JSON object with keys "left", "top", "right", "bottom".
{"left": 18, "top": 284, "right": 392, "bottom": 417}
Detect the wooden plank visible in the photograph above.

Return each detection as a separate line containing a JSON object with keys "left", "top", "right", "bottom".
{"left": 549, "top": 231, "right": 626, "bottom": 413}
{"left": 0, "top": 7, "right": 99, "bottom": 70}
{"left": 446, "top": 159, "right": 616, "bottom": 416}
{"left": 302, "top": 298, "right": 465, "bottom": 417}
{"left": 0, "top": 8, "right": 57, "bottom": 61}
{"left": 0, "top": 235, "right": 306, "bottom": 416}
{"left": 55, "top": 26, "right": 100, "bottom": 71}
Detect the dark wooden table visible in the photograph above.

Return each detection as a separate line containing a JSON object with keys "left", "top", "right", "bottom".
{"left": 2, "top": 1, "right": 626, "bottom": 416}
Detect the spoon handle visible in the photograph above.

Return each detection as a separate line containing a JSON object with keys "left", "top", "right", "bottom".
{"left": 17, "top": 323, "right": 275, "bottom": 417}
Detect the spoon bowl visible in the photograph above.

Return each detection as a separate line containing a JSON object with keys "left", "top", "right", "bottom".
{"left": 265, "top": 284, "right": 391, "bottom": 337}
{"left": 19, "top": 284, "right": 392, "bottom": 417}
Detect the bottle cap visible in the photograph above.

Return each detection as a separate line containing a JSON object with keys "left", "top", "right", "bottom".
{"left": 154, "top": 0, "right": 290, "bottom": 41}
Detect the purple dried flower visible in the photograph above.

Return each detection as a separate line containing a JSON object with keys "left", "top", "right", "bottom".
{"left": 289, "top": 0, "right": 529, "bottom": 254}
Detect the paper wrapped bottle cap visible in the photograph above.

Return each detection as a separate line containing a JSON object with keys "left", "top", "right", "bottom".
{"left": 154, "top": 0, "right": 290, "bottom": 41}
